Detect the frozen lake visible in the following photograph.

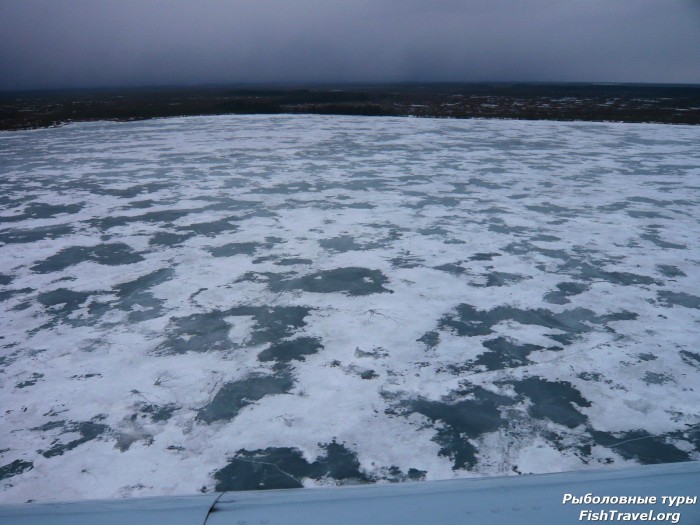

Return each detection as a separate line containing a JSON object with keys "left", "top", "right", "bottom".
{"left": 0, "top": 115, "right": 699, "bottom": 502}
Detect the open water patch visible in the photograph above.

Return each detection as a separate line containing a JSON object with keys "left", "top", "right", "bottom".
{"left": 257, "top": 337, "right": 324, "bottom": 365}
{"left": 196, "top": 373, "right": 295, "bottom": 424}
{"left": 0, "top": 224, "right": 75, "bottom": 244}
{"left": 657, "top": 291, "right": 700, "bottom": 310}
{"left": 0, "top": 202, "right": 83, "bottom": 223}
{"left": 590, "top": 430, "right": 691, "bottom": 464}
{"left": 431, "top": 303, "right": 637, "bottom": 346}
{"left": 31, "top": 243, "right": 144, "bottom": 273}
{"left": 470, "top": 337, "right": 551, "bottom": 371}
{"left": 512, "top": 377, "right": 591, "bottom": 429}
{"left": 213, "top": 441, "right": 370, "bottom": 491}
{"left": 544, "top": 282, "right": 589, "bottom": 305}
{"left": 32, "top": 417, "right": 110, "bottom": 458}
{"left": 269, "top": 267, "right": 392, "bottom": 296}
{"left": 0, "top": 460, "right": 33, "bottom": 482}
{"left": 401, "top": 387, "right": 513, "bottom": 470}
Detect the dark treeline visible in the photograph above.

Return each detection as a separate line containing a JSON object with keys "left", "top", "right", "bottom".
{"left": 1, "top": 83, "right": 699, "bottom": 130}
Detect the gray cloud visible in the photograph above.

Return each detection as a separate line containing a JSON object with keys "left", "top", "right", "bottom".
{"left": 1, "top": 0, "right": 698, "bottom": 89}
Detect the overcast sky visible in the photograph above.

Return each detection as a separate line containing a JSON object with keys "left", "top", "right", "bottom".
{"left": 1, "top": 0, "right": 699, "bottom": 90}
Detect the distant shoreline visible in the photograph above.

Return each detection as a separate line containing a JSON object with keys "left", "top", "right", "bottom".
{"left": 2, "top": 83, "right": 699, "bottom": 130}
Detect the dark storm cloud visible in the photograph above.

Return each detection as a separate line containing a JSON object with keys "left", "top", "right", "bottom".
{"left": 1, "top": 0, "right": 698, "bottom": 89}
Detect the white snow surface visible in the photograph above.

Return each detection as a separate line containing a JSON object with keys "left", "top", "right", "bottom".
{"left": 0, "top": 115, "right": 698, "bottom": 502}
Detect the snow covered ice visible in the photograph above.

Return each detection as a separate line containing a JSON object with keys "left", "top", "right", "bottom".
{"left": 0, "top": 115, "right": 699, "bottom": 502}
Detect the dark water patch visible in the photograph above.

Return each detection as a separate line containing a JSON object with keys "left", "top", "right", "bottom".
{"left": 354, "top": 346, "right": 389, "bottom": 359}
{"left": 473, "top": 337, "right": 548, "bottom": 371}
{"left": 213, "top": 441, "right": 369, "bottom": 492}
{"left": 251, "top": 182, "right": 314, "bottom": 195}
{"left": 504, "top": 240, "right": 569, "bottom": 260}
{"left": 31, "top": 243, "right": 144, "bottom": 273}
{"left": 15, "top": 373, "right": 44, "bottom": 389}
{"left": 148, "top": 231, "right": 194, "bottom": 246}
{"left": 270, "top": 267, "right": 392, "bottom": 296}
{"left": 258, "top": 337, "right": 323, "bottom": 364}
{"left": 627, "top": 196, "right": 694, "bottom": 207}
{"left": 339, "top": 202, "right": 376, "bottom": 210}
{"left": 37, "top": 288, "right": 92, "bottom": 316}
{"left": 90, "top": 208, "right": 194, "bottom": 230}
{"left": 437, "top": 303, "right": 636, "bottom": 342}
{"left": 0, "top": 274, "right": 12, "bottom": 286}
{"left": 590, "top": 430, "right": 691, "bottom": 464}
{"left": 228, "top": 305, "right": 313, "bottom": 347}
{"left": 544, "top": 281, "right": 589, "bottom": 304}
{"left": 636, "top": 353, "right": 657, "bottom": 362}
{"left": 418, "top": 226, "right": 450, "bottom": 237}
{"left": 202, "top": 197, "right": 265, "bottom": 213}
{"left": 406, "top": 196, "right": 461, "bottom": 210}
{"left": 138, "top": 402, "right": 180, "bottom": 422}
{"left": 0, "top": 224, "right": 74, "bottom": 244}
{"left": 418, "top": 331, "right": 440, "bottom": 350}
{"left": 421, "top": 428, "right": 474, "bottom": 471}
{"left": 602, "top": 271, "right": 658, "bottom": 286}
{"left": 263, "top": 236, "right": 285, "bottom": 246}
{"left": 158, "top": 311, "right": 235, "bottom": 354}
{"left": 93, "top": 182, "right": 170, "bottom": 199}
{"left": 115, "top": 268, "right": 172, "bottom": 299}
{"left": 683, "top": 427, "right": 700, "bottom": 450}
{"left": 209, "top": 242, "right": 258, "bottom": 257}
{"left": 477, "top": 272, "right": 527, "bottom": 288}
{"left": 433, "top": 263, "right": 467, "bottom": 276}
{"left": 126, "top": 199, "right": 156, "bottom": 209}
{"left": 179, "top": 218, "right": 239, "bottom": 237}
{"left": 378, "top": 466, "right": 427, "bottom": 482}
{"left": 70, "top": 373, "right": 102, "bottom": 380}
{"left": 320, "top": 235, "right": 364, "bottom": 253}
{"left": 656, "top": 265, "right": 686, "bottom": 278}
{"left": 641, "top": 228, "right": 686, "bottom": 250}
{"left": 532, "top": 234, "right": 561, "bottom": 242}
{"left": 359, "top": 369, "right": 378, "bottom": 380}
{"left": 481, "top": 206, "right": 508, "bottom": 216}
{"left": 0, "top": 202, "right": 83, "bottom": 223}
{"left": 468, "top": 177, "right": 502, "bottom": 190}
{"left": 406, "top": 387, "right": 512, "bottom": 470}
{"left": 0, "top": 460, "right": 33, "bottom": 481}
{"left": 275, "top": 258, "right": 313, "bottom": 266}
{"left": 488, "top": 221, "right": 530, "bottom": 235}
{"left": 37, "top": 417, "right": 110, "bottom": 458}
{"left": 450, "top": 182, "right": 471, "bottom": 194}
{"left": 657, "top": 291, "right": 700, "bottom": 310}
{"left": 0, "top": 287, "right": 33, "bottom": 303}
{"left": 557, "top": 260, "right": 659, "bottom": 286}
{"left": 469, "top": 252, "right": 501, "bottom": 261}
{"left": 679, "top": 350, "right": 700, "bottom": 368}
{"left": 214, "top": 447, "right": 307, "bottom": 490}
{"left": 643, "top": 372, "right": 671, "bottom": 385}
{"left": 33, "top": 421, "right": 66, "bottom": 432}
{"left": 197, "top": 373, "right": 294, "bottom": 424}
{"left": 525, "top": 203, "right": 578, "bottom": 217}
{"left": 627, "top": 210, "right": 670, "bottom": 219}
{"left": 597, "top": 201, "right": 629, "bottom": 212}
{"left": 252, "top": 255, "right": 276, "bottom": 264}
{"left": 577, "top": 372, "right": 604, "bottom": 382}
{"left": 513, "top": 377, "right": 590, "bottom": 429}
{"left": 390, "top": 252, "right": 423, "bottom": 269}
{"left": 12, "top": 300, "right": 33, "bottom": 312}
{"left": 342, "top": 178, "right": 389, "bottom": 192}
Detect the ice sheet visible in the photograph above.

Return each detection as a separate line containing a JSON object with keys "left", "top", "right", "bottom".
{"left": 0, "top": 115, "right": 698, "bottom": 502}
